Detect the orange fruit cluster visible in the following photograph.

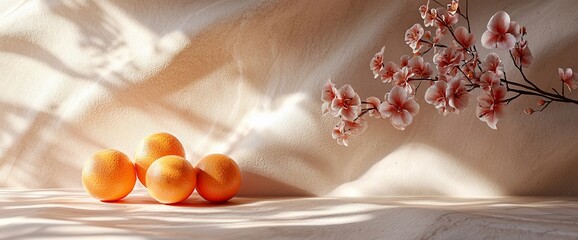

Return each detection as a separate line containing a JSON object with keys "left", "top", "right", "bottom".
{"left": 81, "top": 132, "right": 242, "bottom": 204}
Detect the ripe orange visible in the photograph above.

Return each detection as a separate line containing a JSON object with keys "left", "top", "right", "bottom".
{"left": 146, "top": 155, "right": 196, "bottom": 204}
{"left": 82, "top": 149, "right": 136, "bottom": 202}
{"left": 134, "top": 132, "right": 185, "bottom": 187}
{"left": 195, "top": 154, "right": 242, "bottom": 203}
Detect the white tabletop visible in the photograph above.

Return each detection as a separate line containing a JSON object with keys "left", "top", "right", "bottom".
{"left": 1, "top": 189, "right": 578, "bottom": 239}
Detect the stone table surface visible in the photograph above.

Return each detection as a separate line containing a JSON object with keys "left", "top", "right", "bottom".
{"left": 1, "top": 189, "right": 578, "bottom": 239}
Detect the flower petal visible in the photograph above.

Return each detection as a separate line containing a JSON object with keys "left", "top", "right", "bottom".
{"left": 366, "top": 96, "right": 381, "bottom": 118}
{"left": 321, "top": 79, "right": 337, "bottom": 102}
{"left": 508, "top": 21, "right": 521, "bottom": 41}
{"left": 566, "top": 68, "right": 573, "bottom": 77}
{"left": 403, "top": 98, "right": 420, "bottom": 116}
{"left": 349, "top": 93, "right": 361, "bottom": 106}
{"left": 387, "top": 85, "right": 408, "bottom": 106}
{"left": 425, "top": 81, "right": 447, "bottom": 106}
{"left": 379, "top": 101, "right": 396, "bottom": 118}
{"left": 488, "top": 11, "right": 510, "bottom": 34}
{"left": 496, "top": 33, "right": 516, "bottom": 50}
{"left": 322, "top": 102, "right": 330, "bottom": 115}
{"left": 481, "top": 30, "right": 497, "bottom": 49}
{"left": 338, "top": 85, "right": 356, "bottom": 99}
{"left": 419, "top": 4, "right": 428, "bottom": 19}
{"left": 331, "top": 98, "right": 342, "bottom": 111}
{"left": 340, "top": 106, "right": 360, "bottom": 121}
{"left": 366, "top": 96, "right": 381, "bottom": 109}
{"left": 485, "top": 115, "right": 498, "bottom": 129}
{"left": 370, "top": 46, "right": 385, "bottom": 78}
{"left": 390, "top": 110, "right": 413, "bottom": 130}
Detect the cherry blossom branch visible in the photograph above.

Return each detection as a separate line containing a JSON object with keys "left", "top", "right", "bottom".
{"left": 355, "top": 107, "right": 377, "bottom": 120}
{"left": 504, "top": 50, "right": 578, "bottom": 105}
{"left": 322, "top": 0, "right": 578, "bottom": 146}
{"left": 464, "top": 0, "right": 471, "bottom": 33}
{"left": 419, "top": 39, "right": 448, "bottom": 48}
{"left": 503, "top": 93, "right": 522, "bottom": 104}
{"left": 408, "top": 77, "right": 436, "bottom": 82}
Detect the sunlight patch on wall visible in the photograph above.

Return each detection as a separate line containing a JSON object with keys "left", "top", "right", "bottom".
{"left": 328, "top": 143, "right": 503, "bottom": 197}
{"left": 207, "top": 92, "right": 308, "bottom": 155}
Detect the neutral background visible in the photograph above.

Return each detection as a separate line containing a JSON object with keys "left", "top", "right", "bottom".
{"left": 0, "top": 0, "right": 577, "bottom": 196}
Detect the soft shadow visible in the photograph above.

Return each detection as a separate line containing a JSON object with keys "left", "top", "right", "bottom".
{"left": 115, "top": 193, "right": 260, "bottom": 207}
{"left": 239, "top": 172, "right": 314, "bottom": 197}
{"left": 0, "top": 101, "right": 106, "bottom": 187}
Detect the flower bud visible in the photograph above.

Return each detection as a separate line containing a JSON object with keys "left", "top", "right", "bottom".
{"left": 537, "top": 99, "right": 545, "bottom": 106}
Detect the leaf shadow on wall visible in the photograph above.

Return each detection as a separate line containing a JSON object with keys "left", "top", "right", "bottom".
{"left": 37, "top": 0, "right": 406, "bottom": 194}
{"left": 0, "top": 101, "right": 106, "bottom": 187}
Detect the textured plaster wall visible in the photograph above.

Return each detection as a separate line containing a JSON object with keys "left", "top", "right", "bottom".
{"left": 0, "top": 0, "right": 577, "bottom": 196}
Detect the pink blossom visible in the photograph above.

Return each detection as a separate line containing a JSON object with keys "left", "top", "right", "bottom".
{"left": 454, "top": 26, "right": 475, "bottom": 51}
{"left": 408, "top": 56, "right": 433, "bottom": 79}
{"left": 366, "top": 96, "right": 382, "bottom": 118}
{"left": 332, "top": 125, "right": 351, "bottom": 146}
{"left": 463, "top": 55, "right": 481, "bottom": 81}
{"left": 419, "top": 0, "right": 438, "bottom": 27}
{"left": 424, "top": 9, "right": 437, "bottom": 27}
{"left": 332, "top": 119, "right": 367, "bottom": 146}
{"left": 371, "top": 46, "right": 385, "bottom": 78}
{"left": 481, "top": 53, "right": 504, "bottom": 78}
{"left": 439, "top": 7, "right": 458, "bottom": 26}
{"left": 343, "top": 118, "right": 368, "bottom": 135}
{"left": 481, "top": 11, "right": 518, "bottom": 50}
{"left": 509, "top": 21, "right": 522, "bottom": 42}
{"left": 393, "top": 66, "right": 415, "bottom": 95}
{"left": 447, "top": 0, "right": 459, "bottom": 16}
{"left": 381, "top": 61, "right": 400, "bottom": 83}
{"left": 419, "top": 0, "right": 429, "bottom": 19}
{"left": 433, "top": 45, "right": 464, "bottom": 75}
{"left": 321, "top": 79, "right": 338, "bottom": 115}
{"left": 465, "top": 66, "right": 481, "bottom": 84}
{"left": 435, "top": 7, "right": 458, "bottom": 32}
{"left": 331, "top": 85, "right": 361, "bottom": 121}
{"left": 476, "top": 86, "right": 507, "bottom": 129}
{"left": 512, "top": 40, "right": 533, "bottom": 68}
{"left": 425, "top": 80, "right": 452, "bottom": 115}
{"left": 478, "top": 71, "right": 500, "bottom": 92}
{"left": 446, "top": 77, "right": 470, "bottom": 113}
{"left": 559, "top": 68, "right": 577, "bottom": 91}
{"left": 405, "top": 23, "right": 424, "bottom": 53}
{"left": 379, "top": 86, "right": 420, "bottom": 130}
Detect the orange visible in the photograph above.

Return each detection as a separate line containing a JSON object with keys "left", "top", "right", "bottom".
{"left": 195, "top": 154, "right": 242, "bottom": 203}
{"left": 134, "top": 132, "right": 185, "bottom": 187}
{"left": 82, "top": 149, "right": 136, "bottom": 202}
{"left": 146, "top": 155, "right": 196, "bottom": 204}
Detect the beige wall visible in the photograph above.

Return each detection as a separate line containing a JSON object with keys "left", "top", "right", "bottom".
{"left": 1, "top": 0, "right": 577, "bottom": 196}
